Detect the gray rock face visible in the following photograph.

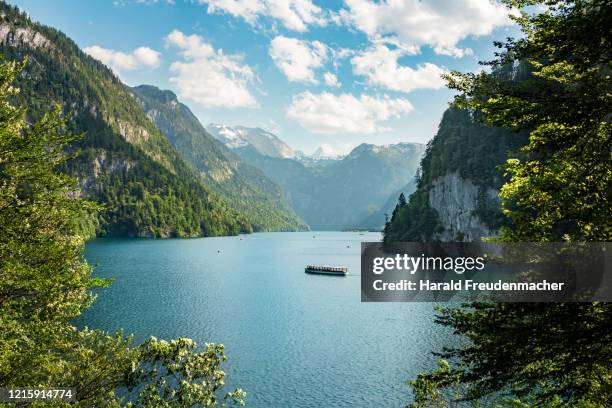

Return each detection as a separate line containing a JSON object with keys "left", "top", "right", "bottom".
{"left": 428, "top": 172, "right": 499, "bottom": 241}
{"left": 0, "top": 24, "right": 51, "bottom": 49}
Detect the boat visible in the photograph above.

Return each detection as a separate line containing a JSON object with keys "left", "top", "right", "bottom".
{"left": 305, "top": 265, "right": 349, "bottom": 276}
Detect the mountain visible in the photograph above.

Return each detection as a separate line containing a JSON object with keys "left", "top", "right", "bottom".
{"left": 207, "top": 124, "right": 295, "bottom": 158}
{"left": 357, "top": 178, "right": 417, "bottom": 231}
{"left": 130, "top": 85, "right": 307, "bottom": 232}
{"left": 288, "top": 148, "right": 343, "bottom": 169}
{"left": 384, "top": 63, "right": 532, "bottom": 242}
{"left": 311, "top": 146, "right": 345, "bottom": 161}
{"left": 235, "top": 142, "right": 425, "bottom": 231}
{"left": 0, "top": 3, "right": 250, "bottom": 237}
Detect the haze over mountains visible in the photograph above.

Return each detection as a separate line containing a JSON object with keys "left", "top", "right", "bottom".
{"left": 132, "top": 85, "right": 425, "bottom": 231}
{"left": 213, "top": 132, "right": 425, "bottom": 230}
{"left": 206, "top": 124, "right": 296, "bottom": 159}
{"left": 0, "top": 2, "right": 424, "bottom": 235}
{"left": 131, "top": 85, "right": 307, "bottom": 232}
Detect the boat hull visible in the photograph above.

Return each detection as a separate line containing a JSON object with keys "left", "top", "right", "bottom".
{"left": 305, "top": 268, "right": 348, "bottom": 276}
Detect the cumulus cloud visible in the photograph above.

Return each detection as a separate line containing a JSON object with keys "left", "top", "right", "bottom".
{"left": 351, "top": 44, "right": 447, "bottom": 92}
{"left": 83, "top": 45, "right": 160, "bottom": 73}
{"left": 287, "top": 92, "right": 413, "bottom": 134}
{"left": 269, "top": 36, "right": 327, "bottom": 83}
{"left": 341, "top": 0, "right": 515, "bottom": 57}
{"left": 166, "top": 30, "right": 257, "bottom": 108}
{"left": 198, "top": 0, "right": 326, "bottom": 32}
{"left": 323, "top": 72, "right": 341, "bottom": 87}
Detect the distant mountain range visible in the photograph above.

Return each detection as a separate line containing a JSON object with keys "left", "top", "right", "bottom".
{"left": 131, "top": 85, "right": 307, "bottom": 232}
{"left": 229, "top": 141, "right": 425, "bottom": 230}
{"left": 207, "top": 124, "right": 295, "bottom": 158}
{"left": 206, "top": 122, "right": 424, "bottom": 230}
{"left": 0, "top": 1, "right": 425, "bottom": 235}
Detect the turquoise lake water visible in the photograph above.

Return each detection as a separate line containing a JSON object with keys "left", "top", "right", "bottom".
{"left": 79, "top": 231, "right": 450, "bottom": 407}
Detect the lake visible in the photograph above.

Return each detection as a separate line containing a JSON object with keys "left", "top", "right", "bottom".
{"left": 79, "top": 231, "right": 450, "bottom": 407}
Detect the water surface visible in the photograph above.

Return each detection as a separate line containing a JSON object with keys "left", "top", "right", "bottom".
{"left": 79, "top": 231, "right": 449, "bottom": 407}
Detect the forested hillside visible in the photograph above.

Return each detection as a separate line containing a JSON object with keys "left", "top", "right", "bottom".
{"left": 131, "top": 85, "right": 307, "bottom": 232}
{"left": 0, "top": 3, "right": 250, "bottom": 237}
{"left": 384, "top": 64, "right": 531, "bottom": 242}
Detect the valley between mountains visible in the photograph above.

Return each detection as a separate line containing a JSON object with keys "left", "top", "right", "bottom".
{"left": 0, "top": 4, "right": 425, "bottom": 237}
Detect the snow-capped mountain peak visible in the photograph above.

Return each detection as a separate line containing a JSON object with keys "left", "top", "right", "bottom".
{"left": 206, "top": 124, "right": 294, "bottom": 158}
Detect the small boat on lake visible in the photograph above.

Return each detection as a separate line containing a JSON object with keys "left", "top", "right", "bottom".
{"left": 305, "top": 265, "right": 349, "bottom": 276}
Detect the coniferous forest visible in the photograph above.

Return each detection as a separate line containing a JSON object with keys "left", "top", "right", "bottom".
{"left": 0, "top": 3, "right": 262, "bottom": 238}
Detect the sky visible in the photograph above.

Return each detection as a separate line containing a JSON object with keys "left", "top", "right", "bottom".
{"left": 8, "top": 0, "right": 522, "bottom": 155}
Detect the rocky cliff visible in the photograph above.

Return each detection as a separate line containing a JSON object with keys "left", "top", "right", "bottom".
{"left": 427, "top": 173, "right": 500, "bottom": 241}
{"left": 383, "top": 107, "right": 529, "bottom": 243}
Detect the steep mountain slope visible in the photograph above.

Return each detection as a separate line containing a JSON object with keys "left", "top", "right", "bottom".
{"left": 130, "top": 85, "right": 307, "bottom": 232}
{"left": 235, "top": 142, "right": 425, "bottom": 231}
{"left": 384, "top": 63, "right": 532, "bottom": 242}
{"left": 0, "top": 3, "right": 249, "bottom": 237}
{"left": 384, "top": 110, "right": 529, "bottom": 242}
{"left": 206, "top": 124, "right": 295, "bottom": 158}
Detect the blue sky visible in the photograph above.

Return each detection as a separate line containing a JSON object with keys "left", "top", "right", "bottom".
{"left": 9, "top": 0, "right": 521, "bottom": 154}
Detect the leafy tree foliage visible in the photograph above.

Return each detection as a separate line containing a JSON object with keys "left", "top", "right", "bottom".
{"left": 0, "top": 55, "right": 131, "bottom": 404}
{"left": 407, "top": 1, "right": 612, "bottom": 406}
{"left": 125, "top": 338, "right": 246, "bottom": 408}
{"left": 448, "top": 1, "right": 611, "bottom": 243}
{"left": 0, "top": 57, "right": 245, "bottom": 407}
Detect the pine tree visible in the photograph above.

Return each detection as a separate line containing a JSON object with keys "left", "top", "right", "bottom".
{"left": 398, "top": 193, "right": 407, "bottom": 207}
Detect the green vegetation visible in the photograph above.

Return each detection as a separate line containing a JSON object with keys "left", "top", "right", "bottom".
{"left": 384, "top": 95, "right": 530, "bottom": 242}
{"left": 0, "top": 3, "right": 251, "bottom": 238}
{"left": 131, "top": 85, "right": 307, "bottom": 232}
{"left": 0, "top": 57, "right": 245, "bottom": 407}
{"left": 401, "top": 1, "right": 612, "bottom": 406}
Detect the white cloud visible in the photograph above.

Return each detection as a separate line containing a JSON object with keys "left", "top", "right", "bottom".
{"left": 199, "top": 0, "right": 326, "bottom": 32}
{"left": 166, "top": 30, "right": 257, "bottom": 108}
{"left": 287, "top": 91, "right": 413, "bottom": 134}
{"left": 351, "top": 44, "right": 447, "bottom": 93}
{"left": 83, "top": 45, "right": 160, "bottom": 73}
{"left": 323, "top": 72, "right": 341, "bottom": 87}
{"left": 269, "top": 36, "right": 327, "bottom": 83}
{"left": 341, "top": 0, "right": 515, "bottom": 57}
{"left": 132, "top": 47, "right": 161, "bottom": 66}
